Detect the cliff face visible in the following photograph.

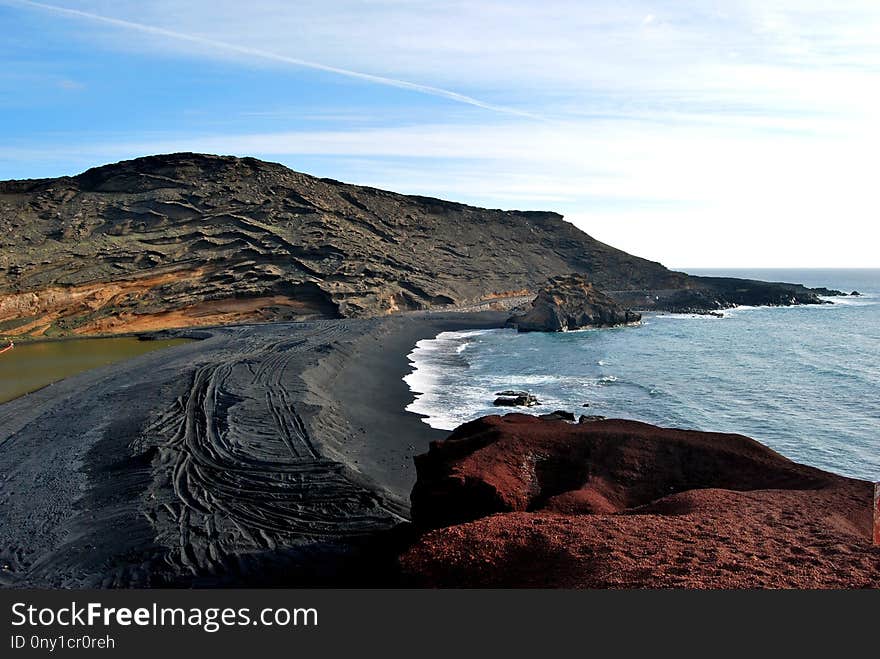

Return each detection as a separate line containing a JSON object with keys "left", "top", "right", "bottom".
{"left": 0, "top": 153, "right": 836, "bottom": 337}
{"left": 403, "top": 414, "right": 880, "bottom": 588}
{"left": 0, "top": 153, "right": 688, "bottom": 336}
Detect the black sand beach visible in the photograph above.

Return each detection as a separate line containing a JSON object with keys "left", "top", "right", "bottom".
{"left": 0, "top": 311, "right": 507, "bottom": 588}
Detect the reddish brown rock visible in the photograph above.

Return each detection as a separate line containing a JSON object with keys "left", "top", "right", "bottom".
{"left": 403, "top": 414, "right": 880, "bottom": 588}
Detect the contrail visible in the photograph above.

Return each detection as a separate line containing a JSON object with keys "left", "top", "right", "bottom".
{"left": 10, "top": 0, "right": 541, "bottom": 120}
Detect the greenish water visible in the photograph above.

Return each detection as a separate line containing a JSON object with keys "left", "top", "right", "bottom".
{"left": 0, "top": 337, "right": 191, "bottom": 404}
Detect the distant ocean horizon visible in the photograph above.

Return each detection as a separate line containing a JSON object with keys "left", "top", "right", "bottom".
{"left": 404, "top": 268, "right": 880, "bottom": 481}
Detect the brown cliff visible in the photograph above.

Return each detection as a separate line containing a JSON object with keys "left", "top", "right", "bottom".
{"left": 0, "top": 153, "right": 841, "bottom": 337}
{"left": 0, "top": 153, "right": 686, "bottom": 337}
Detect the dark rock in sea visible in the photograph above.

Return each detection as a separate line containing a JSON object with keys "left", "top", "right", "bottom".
{"left": 493, "top": 392, "right": 540, "bottom": 407}
{"left": 690, "top": 277, "right": 846, "bottom": 306}
{"left": 851, "top": 291, "right": 862, "bottom": 296}
{"left": 810, "top": 287, "right": 847, "bottom": 297}
{"left": 403, "top": 414, "right": 880, "bottom": 588}
{"left": 642, "top": 287, "right": 727, "bottom": 314}
{"left": 538, "top": 410, "right": 576, "bottom": 422}
{"left": 507, "top": 274, "right": 641, "bottom": 332}
{"left": 578, "top": 414, "right": 606, "bottom": 423}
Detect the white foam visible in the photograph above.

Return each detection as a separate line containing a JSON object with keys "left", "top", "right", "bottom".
{"left": 822, "top": 294, "right": 878, "bottom": 307}
{"left": 404, "top": 329, "right": 505, "bottom": 428}
{"left": 492, "top": 374, "right": 563, "bottom": 385}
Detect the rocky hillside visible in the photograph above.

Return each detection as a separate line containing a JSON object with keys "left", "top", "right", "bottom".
{"left": 0, "top": 153, "right": 838, "bottom": 337}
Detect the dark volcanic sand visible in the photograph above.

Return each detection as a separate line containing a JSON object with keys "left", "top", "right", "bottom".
{"left": 401, "top": 414, "right": 880, "bottom": 588}
{"left": 0, "top": 312, "right": 505, "bottom": 588}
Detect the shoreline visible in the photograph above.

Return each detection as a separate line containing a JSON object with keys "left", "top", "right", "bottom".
{"left": 0, "top": 311, "right": 509, "bottom": 587}
{"left": 299, "top": 311, "right": 511, "bottom": 506}
{"left": 1, "top": 298, "right": 876, "bottom": 587}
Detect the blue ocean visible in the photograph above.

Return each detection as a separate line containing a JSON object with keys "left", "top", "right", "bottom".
{"left": 404, "top": 269, "right": 880, "bottom": 481}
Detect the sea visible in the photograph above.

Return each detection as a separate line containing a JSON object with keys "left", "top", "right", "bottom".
{"left": 404, "top": 269, "right": 880, "bottom": 481}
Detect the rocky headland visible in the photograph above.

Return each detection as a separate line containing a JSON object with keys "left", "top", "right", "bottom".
{"left": 0, "top": 153, "right": 844, "bottom": 338}
{"left": 610, "top": 276, "right": 845, "bottom": 314}
{"left": 402, "top": 414, "right": 879, "bottom": 588}
{"left": 0, "top": 153, "right": 684, "bottom": 338}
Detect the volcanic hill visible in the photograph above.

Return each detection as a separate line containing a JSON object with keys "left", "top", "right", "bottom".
{"left": 0, "top": 153, "right": 834, "bottom": 337}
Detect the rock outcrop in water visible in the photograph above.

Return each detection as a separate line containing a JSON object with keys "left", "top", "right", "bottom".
{"left": 492, "top": 391, "right": 541, "bottom": 407}
{"left": 508, "top": 274, "right": 641, "bottom": 332}
{"left": 402, "top": 414, "right": 880, "bottom": 588}
{"left": 0, "top": 153, "right": 842, "bottom": 337}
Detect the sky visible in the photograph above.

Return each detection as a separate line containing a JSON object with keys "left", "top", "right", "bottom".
{"left": 1, "top": 1, "right": 879, "bottom": 268}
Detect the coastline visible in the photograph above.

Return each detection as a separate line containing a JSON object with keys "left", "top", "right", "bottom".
{"left": 1, "top": 297, "right": 876, "bottom": 588}
{"left": 0, "top": 311, "right": 509, "bottom": 587}
{"left": 299, "top": 310, "right": 511, "bottom": 505}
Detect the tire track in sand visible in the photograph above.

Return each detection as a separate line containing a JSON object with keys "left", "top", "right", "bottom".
{"left": 141, "top": 323, "right": 404, "bottom": 579}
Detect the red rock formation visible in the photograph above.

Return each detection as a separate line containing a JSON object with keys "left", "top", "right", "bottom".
{"left": 402, "top": 414, "right": 880, "bottom": 588}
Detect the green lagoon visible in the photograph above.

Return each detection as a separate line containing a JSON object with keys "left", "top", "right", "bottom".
{"left": 0, "top": 337, "right": 191, "bottom": 404}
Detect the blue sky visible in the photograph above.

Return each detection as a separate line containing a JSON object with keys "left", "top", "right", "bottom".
{"left": 2, "top": 0, "right": 879, "bottom": 267}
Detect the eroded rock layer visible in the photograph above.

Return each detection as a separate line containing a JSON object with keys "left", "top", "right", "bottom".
{"left": 0, "top": 153, "right": 689, "bottom": 337}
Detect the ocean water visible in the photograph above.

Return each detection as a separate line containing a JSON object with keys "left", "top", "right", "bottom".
{"left": 404, "top": 269, "right": 880, "bottom": 481}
